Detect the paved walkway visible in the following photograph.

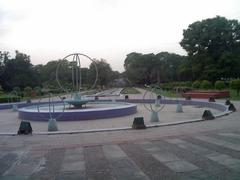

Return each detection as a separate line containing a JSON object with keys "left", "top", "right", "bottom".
{"left": 0, "top": 88, "right": 223, "bottom": 133}
{"left": 0, "top": 104, "right": 240, "bottom": 180}
{"left": 0, "top": 89, "right": 240, "bottom": 179}
{"left": 1, "top": 126, "right": 240, "bottom": 179}
{"left": 0, "top": 103, "right": 221, "bottom": 134}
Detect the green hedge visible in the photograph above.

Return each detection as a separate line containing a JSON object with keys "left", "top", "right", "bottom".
{"left": 159, "top": 81, "right": 192, "bottom": 91}
{"left": 192, "top": 81, "right": 201, "bottom": 89}
{"left": 200, "top": 80, "right": 212, "bottom": 89}
{"left": 0, "top": 95, "right": 21, "bottom": 103}
{"left": 215, "top": 81, "right": 225, "bottom": 90}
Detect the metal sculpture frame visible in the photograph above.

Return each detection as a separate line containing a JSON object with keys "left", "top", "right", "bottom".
{"left": 143, "top": 87, "right": 166, "bottom": 122}
{"left": 37, "top": 94, "right": 65, "bottom": 121}
{"left": 56, "top": 53, "right": 98, "bottom": 94}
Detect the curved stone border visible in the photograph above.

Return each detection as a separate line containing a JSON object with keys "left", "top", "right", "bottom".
{"left": 0, "top": 102, "right": 27, "bottom": 110}
{"left": 0, "top": 98, "right": 234, "bottom": 136}
{"left": 18, "top": 101, "right": 137, "bottom": 121}
{"left": 17, "top": 98, "right": 231, "bottom": 122}
{"left": 0, "top": 99, "right": 231, "bottom": 121}
{"left": 122, "top": 99, "right": 228, "bottom": 112}
{"left": 0, "top": 101, "right": 52, "bottom": 110}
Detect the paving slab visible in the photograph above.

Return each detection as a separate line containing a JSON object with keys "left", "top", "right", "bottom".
{"left": 0, "top": 98, "right": 240, "bottom": 179}
{"left": 165, "top": 160, "right": 199, "bottom": 173}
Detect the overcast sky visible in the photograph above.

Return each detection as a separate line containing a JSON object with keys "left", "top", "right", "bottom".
{"left": 0, "top": 0, "right": 240, "bottom": 72}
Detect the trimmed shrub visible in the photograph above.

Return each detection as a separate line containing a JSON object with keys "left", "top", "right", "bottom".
{"left": 214, "top": 81, "right": 225, "bottom": 90}
{"left": 201, "top": 80, "right": 212, "bottom": 89}
{"left": 24, "top": 86, "right": 32, "bottom": 97}
{"left": 192, "top": 80, "right": 201, "bottom": 89}
{"left": 185, "top": 81, "right": 192, "bottom": 87}
{"left": 0, "top": 95, "right": 21, "bottom": 103}
{"left": 230, "top": 79, "right": 240, "bottom": 95}
{"left": 34, "top": 86, "right": 42, "bottom": 96}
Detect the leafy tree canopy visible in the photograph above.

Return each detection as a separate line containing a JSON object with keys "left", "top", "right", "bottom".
{"left": 0, "top": 51, "right": 38, "bottom": 90}
{"left": 89, "top": 59, "right": 116, "bottom": 88}
{"left": 180, "top": 16, "right": 240, "bottom": 81}
{"left": 180, "top": 16, "right": 240, "bottom": 58}
{"left": 124, "top": 52, "right": 186, "bottom": 85}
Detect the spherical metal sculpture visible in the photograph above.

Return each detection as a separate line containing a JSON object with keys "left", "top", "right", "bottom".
{"left": 176, "top": 102, "right": 183, "bottom": 113}
{"left": 143, "top": 87, "right": 165, "bottom": 122}
{"left": 37, "top": 94, "right": 65, "bottom": 131}
{"left": 56, "top": 53, "right": 98, "bottom": 108}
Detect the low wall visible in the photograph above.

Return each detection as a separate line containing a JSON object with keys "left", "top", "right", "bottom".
{"left": 1, "top": 99, "right": 230, "bottom": 121}
{"left": 122, "top": 99, "right": 228, "bottom": 112}
{"left": 182, "top": 91, "right": 230, "bottom": 99}
{"left": 18, "top": 102, "right": 137, "bottom": 121}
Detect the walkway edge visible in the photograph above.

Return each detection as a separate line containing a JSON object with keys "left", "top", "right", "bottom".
{"left": 0, "top": 110, "right": 232, "bottom": 136}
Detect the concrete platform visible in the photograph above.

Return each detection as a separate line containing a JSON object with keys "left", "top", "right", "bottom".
{"left": 0, "top": 88, "right": 239, "bottom": 179}
{"left": 0, "top": 101, "right": 239, "bottom": 179}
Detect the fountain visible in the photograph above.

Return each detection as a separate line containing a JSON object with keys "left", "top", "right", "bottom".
{"left": 18, "top": 53, "right": 137, "bottom": 121}
{"left": 56, "top": 53, "right": 98, "bottom": 108}
{"left": 64, "top": 92, "right": 91, "bottom": 108}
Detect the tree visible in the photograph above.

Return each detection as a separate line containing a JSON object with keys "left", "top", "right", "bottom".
{"left": 124, "top": 52, "right": 145, "bottom": 85}
{"left": 35, "top": 60, "right": 73, "bottom": 90}
{"left": 180, "top": 16, "right": 240, "bottom": 81}
{"left": 178, "top": 59, "right": 192, "bottom": 81}
{"left": 218, "top": 49, "right": 240, "bottom": 79}
{"left": 1, "top": 51, "right": 39, "bottom": 90}
{"left": 89, "top": 59, "right": 113, "bottom": 88}
{"left": 0, "top": 51, "right": 10, "bottom": 88}
{"left": 124, "top": 52, "right": 186, "bottom": 85}
{"left": 181, "top": 16, "right": 240, "bottom": 58}
{"left": 156, "top": 52, "right": 186, "bottom": 82}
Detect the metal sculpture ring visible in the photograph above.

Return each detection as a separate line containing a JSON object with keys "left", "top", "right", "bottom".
{"left": 56, "top": 53, "right": 98, "bottom": 93}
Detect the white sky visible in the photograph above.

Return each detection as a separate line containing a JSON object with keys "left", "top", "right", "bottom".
{"left": 0, "top": 0, "right": 240, "bottom": 72}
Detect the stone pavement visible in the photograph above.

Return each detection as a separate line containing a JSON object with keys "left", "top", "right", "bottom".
{"left": 0, "top": 87, "right": 224, "bottom": 134}
{"left": 0, "top": 98, "right": 240, "bottom": 180}
{"left": 1, "top": 129, "right": 240, "bottom": 180}
{"left": 0, "top": 104, "right": 221, "bottom": 134}
{"left": 0, "top": 89, "right": 239, "bottom": 179}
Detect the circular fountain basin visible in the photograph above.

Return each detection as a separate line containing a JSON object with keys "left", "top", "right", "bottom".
{"left": 18, "top": 101, "right": 137, "bottom": 121}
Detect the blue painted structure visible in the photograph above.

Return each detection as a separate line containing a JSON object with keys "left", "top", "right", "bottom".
{"left": 0, "top": 99, "right": 230, "bottom": 121}
{"left": 18, "top": 101, "right": 137, "bottom": 121}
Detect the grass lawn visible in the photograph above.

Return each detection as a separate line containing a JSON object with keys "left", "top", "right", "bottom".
{"left": 152, "top": 89, "right": 181, "bottom": 98}
{"left": 121, "top": 87, "right": 141, "bottom": 94}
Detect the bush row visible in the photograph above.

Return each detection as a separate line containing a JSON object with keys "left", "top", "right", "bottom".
{"left": 157, "top": 79, "right": 240, "bottom": 91}
{"left": 192, "top": 80, "right": 240, "bottom": 91}
{"left": 0, "top": 95, "right": 21, "bottom": 103}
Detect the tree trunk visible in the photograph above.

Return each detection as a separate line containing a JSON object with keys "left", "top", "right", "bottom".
{"left": 157, "top": 70, "right": 160, "bottom": 86}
